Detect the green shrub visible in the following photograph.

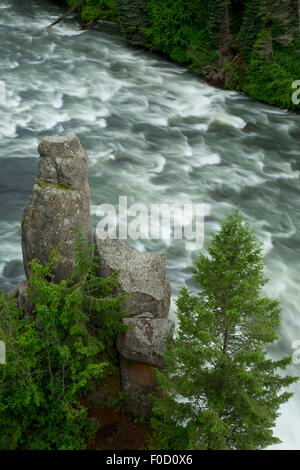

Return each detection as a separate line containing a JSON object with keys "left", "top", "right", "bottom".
{"left": 144, "top": 0, "right": 209, "bottom": 63}
{"left": 243, "top": 37, "right": 300, "bottom": 110}
{"left": 243, "top": 56, "right": 295, "bottom": 109}
{"left": 66, "top": 0, "right": 118, "bottom": 23}
{"left": 224, "top": 61, "right": 245, "bottom": 91}
{"left": 0, "top": 235, "right": 128, "bottom": 450}
{"left": 115, "top": 0, "right": 149, "bottom": 46}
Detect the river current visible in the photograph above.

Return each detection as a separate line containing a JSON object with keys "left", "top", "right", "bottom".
{"left": 1, "top": 0, "right": 300, "bottom": 449}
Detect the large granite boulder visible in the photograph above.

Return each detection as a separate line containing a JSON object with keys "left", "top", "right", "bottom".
{"left": 94, "top": 228, "right": 171, "bottom": 318}
{"left": 117, "top": 316, "right": 175, "bottom": 368}
{"left": 22, "top": 134, "right": 91, "bottom": 282}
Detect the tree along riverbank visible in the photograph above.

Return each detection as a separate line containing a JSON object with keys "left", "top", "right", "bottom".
{"left": 57, "top": 0, "right": 300, "bottom": 112}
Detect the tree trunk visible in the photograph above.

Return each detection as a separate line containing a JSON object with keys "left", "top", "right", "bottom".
{"left": 225, "top": 1, "right": 230, "bottom": 35}
{"left": 46, "top": 0, "right": 86, "bottom": 29}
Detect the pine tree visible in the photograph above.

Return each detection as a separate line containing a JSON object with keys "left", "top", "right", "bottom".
{"left": 258, "top": 0, "right": 298, "bottom": 46}
{"left": 207, "top": 0, "right": 229, "bottom": 43}
{"left": 206, "top": 0, "right": 234, "bottom": 53}
{"left": 236, "top": 0, "right": 262, "bottom": 55}
{"left": 253, "top": 28, "right": 274, "bottom": 59}
{"left": 150, "top": 210, "right": 298, "bottom": 450}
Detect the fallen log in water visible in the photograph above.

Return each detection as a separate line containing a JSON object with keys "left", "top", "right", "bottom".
{"left": 46, "top": 0, "right": 86, "bottom": 29}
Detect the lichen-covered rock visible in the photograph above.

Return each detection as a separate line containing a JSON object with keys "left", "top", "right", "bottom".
{"left": 37, "top": 134, "right": 90, "bottom": 192}
{"left": 94, "top": 228, "right": 171, "bottom": 318}
{"left": 22, "top": 135, "right": 91, "bottom": 282}
{"left": 117, "top": 316, "right": 175, "bottom": 368}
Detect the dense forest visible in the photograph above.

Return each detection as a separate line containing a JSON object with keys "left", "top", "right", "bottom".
{"left": 62, "top": 0, "right": 300, "bottom": 110}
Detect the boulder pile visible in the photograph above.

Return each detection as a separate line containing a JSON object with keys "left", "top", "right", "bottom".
{"left": 21, "top": 134, "right": 174, "bottom": 417}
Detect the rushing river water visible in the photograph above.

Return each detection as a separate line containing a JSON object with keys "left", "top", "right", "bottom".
{"left": 1, "top": 0, "right": 300, "bottom": 449}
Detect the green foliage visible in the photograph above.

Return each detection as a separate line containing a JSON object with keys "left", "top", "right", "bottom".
{"left": 66, "top": 0, "right": 118, "bottom": 23}
{"left": 0, "top": 235, "right": 128, "bottom": 450}
{"left": 244, "top": 41, "right": 300, "bottom": 109}
{"left": 62, "top": 0, "right": 300, "bottom": 109}
{"left": 105, "top": 391, "right": 128, "bottom": 414}
{"left": 115, "top": 0, "right": 150, "bottom": 46}
{"left": 105, "top": 393, "right": 147, "bottom": 422}
{"left": 207, "top": 0, "right": 228, "bottom": 44}
{"left": 144, "top": 0, "right": 210, "bottom": 62}
{"left": 244, "top": 60, "right": 291, "bottom": 109}
{"left": 188, "top": 42, "right": 219, "bottom": 74}
{"left": 131, "top": 413, "right": 146, "bottom": 424}
{"left": 224, "top": 60, "right": 245, "bottom": 91}
{"left": 56, "top": 181, "right": 73, "bottom": 190}
{"left": 150, "top": 210, "right": 298, "bottom": 450}
{"left": 122, "top": 0, "right": 300, "bottom": 109}
{"left": 236, "top": 0, "right": 262, "bottom": 56}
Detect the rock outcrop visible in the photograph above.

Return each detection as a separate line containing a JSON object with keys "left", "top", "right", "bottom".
{"left": 22, "top": 134, "right": 91, "bottom": 282}
{"left": 117, "top": 316, "right": 175, "bottom": 369}
{"left": 95, "top": 228, "right": 171, "bottom": 318}
{"left": 95, "top": 227, "right": 174, "bottom": 416}
{"left": 21, "top": 135, "right": 174, "bottom": 418}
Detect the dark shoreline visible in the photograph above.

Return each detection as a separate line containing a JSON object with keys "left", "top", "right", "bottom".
{"left": 66, "top": 15, "right": 299, "bottom": 117}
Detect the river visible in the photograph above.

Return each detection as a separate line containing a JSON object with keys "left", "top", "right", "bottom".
{"left": 0, "top": 0, "right": 300, "bottom": 449}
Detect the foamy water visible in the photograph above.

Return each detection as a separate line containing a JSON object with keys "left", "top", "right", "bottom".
{"left": 1, "top": 0, "right": 300, "bottom": 449}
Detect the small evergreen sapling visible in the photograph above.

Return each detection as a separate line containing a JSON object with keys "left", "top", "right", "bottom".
{"left": 150, "top": 210, "right": 298, "bottom": 450}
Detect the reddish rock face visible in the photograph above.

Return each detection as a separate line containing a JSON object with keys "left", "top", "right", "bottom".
{"left": 127, "top": 361, "right": 156, "bottom": 386}
{"left": 119, "top": 356, "right": 159, "bottom": 417}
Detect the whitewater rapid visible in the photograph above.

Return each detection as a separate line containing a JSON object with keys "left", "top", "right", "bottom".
{"left": 0, "top": 0, "right": 300, "bottom": 449}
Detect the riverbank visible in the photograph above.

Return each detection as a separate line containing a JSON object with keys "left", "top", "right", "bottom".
{"left": 60, "top": 0, "right": 300, "bottom": 112}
